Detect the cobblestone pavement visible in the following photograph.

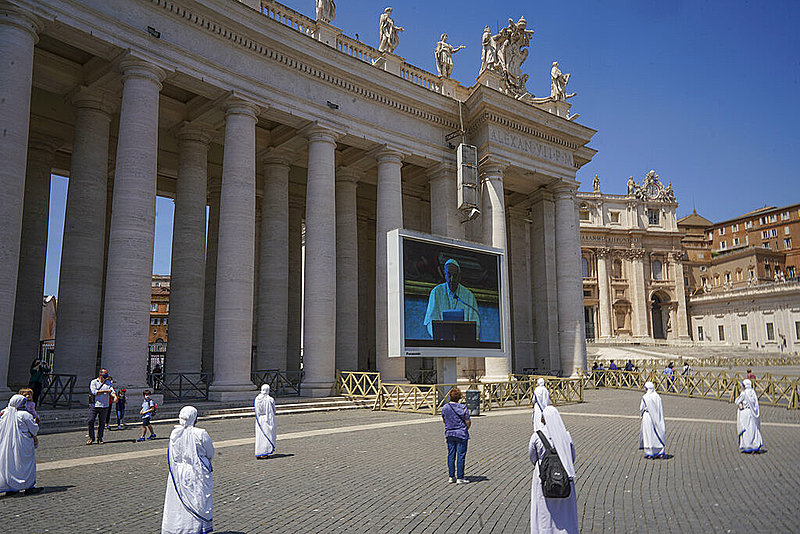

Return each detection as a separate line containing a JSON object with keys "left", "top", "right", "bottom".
{"left": 3, "top": 389, "right": 800, "bottom": 533}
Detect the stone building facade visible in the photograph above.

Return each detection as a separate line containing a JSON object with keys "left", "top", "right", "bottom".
{"left": 578, "top": 171, "right": 689, "bottom": 342}
{"left": 0, "top": 0, "right": 596, "bottom": 397}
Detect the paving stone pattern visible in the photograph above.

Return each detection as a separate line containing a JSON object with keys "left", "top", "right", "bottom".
{"left": 2, "top": 390, "right": 800, "bottom": 533}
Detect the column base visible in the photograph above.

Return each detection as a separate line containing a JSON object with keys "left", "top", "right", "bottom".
{"left": 300, "top": 381, "right": 335, "bottom": 398}
{"left": 208, "top": 383, "right": 257, "bottom": 402}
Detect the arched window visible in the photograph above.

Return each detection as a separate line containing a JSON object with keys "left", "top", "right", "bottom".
{"left": 581, "top": 257, "right": 590, "bottom": 279}
{"left": 652, "top": 259, "right": 663, "bottom": 280}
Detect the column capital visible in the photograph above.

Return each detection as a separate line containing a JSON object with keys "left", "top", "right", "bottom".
{"left": 479, "top": 157, "right": 508, "bottom": 180}
{"left": 374, "top": 146, "right": 404, "bottom": 165}
{"left": 259, "top": 146, "right": 295, "bottom": 167}
{"left": 224, "top": 97, "right": 260, "bottom": 119}
{"left": 596, "top": 247, "right": 613, "bottom": 258}
{"left": 175, "top": 122, "right": 212, "bottom": 146}
{"left": 0, "top": 6, "right": 43, "bottom": 41}
{"left": 425, "top": 161, "right": 457, "bottom": 182}
{"left": 119, "top": 56, "right": 167, "bottom": 88}
{"left": 549, "top": 180, "right": 578, "bottom": 199}
{"left": 336, "top": 165, "right": 362, "bottom": 184}
{"left": 302, "top": 123, "right": 343, "bottom": 145}
{"left": 68, "top": 86, "right": 118, "bottom": 115}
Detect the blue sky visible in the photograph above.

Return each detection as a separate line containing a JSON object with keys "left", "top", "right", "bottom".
{"left": 43, "top": 0, "right": 800, "bottom": 295}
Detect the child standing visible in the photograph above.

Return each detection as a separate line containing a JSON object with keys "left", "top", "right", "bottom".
{"left": 116, "top": 389, "right": 127, "bottom": 430}
{"left": 18, "top": 388, "right": 40, "bottom": 449}
{"left": 137, "top": 390, "right": 157, "bottom": 442}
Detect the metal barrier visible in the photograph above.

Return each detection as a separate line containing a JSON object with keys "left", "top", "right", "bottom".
{"left": 152, "top": 373, "right": 211, "bottom": 402}
{"left": 251, "top": 369, "right": 302, "bottom": 396}
{"left": 374, "top": 376, "right": 584, "bottom": 415}
{"left": 583, "top": 370, "right": 800, "bottom": 409}
{"left": 336, "top": 371, "right": 380, "bottom": 398}
{"left": 406, "top": 369, "right": 437, "bottom": 385}
{"left": 591, "top": 355, "right": 800, "bottom": 371}
{"left": 39, "top": 373, "right": 77, "bottom": 409}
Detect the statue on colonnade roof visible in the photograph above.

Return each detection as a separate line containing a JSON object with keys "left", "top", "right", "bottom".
{"left": 316, "top": 0, "right": 335, "bottom": 23}
{"left": 480, "top": 16, "right": 535, "bottom": 100}
{"left": 435, "top": 33, "right": 465, "bottom": 78}
{"left": 378, "top": 7, "right": 404, "bottom": 54}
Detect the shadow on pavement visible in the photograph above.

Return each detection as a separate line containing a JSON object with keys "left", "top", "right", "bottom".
{"left": 256, "top": 453, "right": 295, "bottom": 460}
{"left": 464, "top": 475, "right": 489, "bottom": 483}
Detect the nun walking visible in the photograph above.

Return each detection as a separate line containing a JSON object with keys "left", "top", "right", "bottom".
{"left": 0, "top": 395, "right": 41, "bottom": 496}
{"left": 735, "top": 379, "right": 763, "bottom": 453}
{"left": 162, "top": 406, "right": 214, "bottom": 534}
{"left": 532, "top": 378, "right": 551, "bottom": 431}
{"left": 255, "top": 384, "right": 276, "bottom": 459}
{"left": 529, "top": 405, "right": 578, "bottom": 534}
{"left": 639, "top": 381, "right": 666, "bottom": 459}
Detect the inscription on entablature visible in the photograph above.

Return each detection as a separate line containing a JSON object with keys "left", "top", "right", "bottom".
{"left": 580, "top": 235, "right": 632, "bottom": 245}
{"left": 489, "top": 127, "right": 573, "bottom": 167}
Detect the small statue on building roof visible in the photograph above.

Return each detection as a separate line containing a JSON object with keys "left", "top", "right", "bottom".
{"left": 378, "top": 7, "right": 404, "bottom": 54}
{"left": 315, "top": 0, "right": 335, "bottom": 23}
{"left": 550, "top": 61, "right": 576, "bottom": 101}
{"left": 592, "top": 174, "right": 601, "bottom": 193}
{"left": 434, "top": 33, "right": 465, "bottom": 78}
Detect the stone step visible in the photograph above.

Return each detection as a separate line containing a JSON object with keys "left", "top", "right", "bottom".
{"left": 37, "top": 397, "right": 375, "bottom": 434}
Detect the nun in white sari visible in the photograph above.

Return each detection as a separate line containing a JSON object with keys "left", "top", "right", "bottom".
{"left": 735, "top": 379, "right": 763, "bottom": 453}
{"left": 0, "top": 395, "right": 40, "bottom": 495}
{"left": 162, "top": 406, "right": 214, "bottom": 534}
{"left": 529, "top": 405, "right": 578, "bottom": 534}
{"left": 255, "top": 384, "right": 276, "bottom": 458}
{"left": 532, "top": 378, "right": 551, "bottom": 431}
{"left": 639, "top": 381, "right": 666, "bottom": 459}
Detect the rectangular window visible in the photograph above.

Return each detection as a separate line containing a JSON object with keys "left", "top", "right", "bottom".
{"left": 768, "top": 214, "right": 777, "bottom": 223}
{"left": 763, "top": 242, "right": 770, "bottom": 249}
{"left": 579, "top": 210, "right": 590, "bottom": 222}
{"left": 733, "top": 237, "right": 740, "bottom": 246}
{"left": 150, "top": 303, "right": 157, "bottom": 312}
{"left": 759, "top": 216, "right": 766, "bottom": 225}
{"left": 770, "top": 228, "right": 778, "bottom": 237}
{"left": 745, "top": 235, "right": 749, "bottom": 246}
{"left": 795, "top": 321, "right": 800, "bottom": 340}
{"left": 786, "top": 226, "right": 791, "bottom": 235}
{"left": 648, "top": 209, "right": 660, "bottom": 225}
{"left": 741, "top": 324, "right": 748, "bottom": 341}
{"left": 719, "top": 241, "right": 727, "bottom": 250}
{"left": 744, "top": 221, "right": 753, "bottom": 229}
{"left": 609, "top": 211, "right": 620, "bottom": 224}
{"left": 718, "top": 325, "right": 725, "bottom": 341}
{"left": 766, "top": 322, "right": 775, "bottom": 341}
{"left": 719, "top": 227, "right": 726, "bottom": 236}
{"left": 150, "top": 318, "right": 158, "bottom": 326}
{"left": 781, "top": 211, "right": 790, "bottom": 220}
{"left": 732, "top": 224, "right": 739, "bottom": 232}
{"left": 785, "top": 238, "right": 793, "bottom": 249}
{"left": 707, "top": 232, "right": 713, "bottom": 240}
{"left": 762, "top": 230, "right": 769, "bottom": 239}
{"left": 697, "top": 326, "right": 704, "bottom": 341}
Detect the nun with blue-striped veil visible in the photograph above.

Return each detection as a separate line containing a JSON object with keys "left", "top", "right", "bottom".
{"left": 639, "top": 381, "right": 666, "bottom": 459}
{"left": 162, "top": 406, "right": 214, "bottom": 534}
{"left": 255, "top": 384, "right": 276, "bottom": 459}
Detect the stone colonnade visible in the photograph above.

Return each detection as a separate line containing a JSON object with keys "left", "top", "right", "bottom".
{"left": 0, "top": 1, "right": 593, "bottom": 397}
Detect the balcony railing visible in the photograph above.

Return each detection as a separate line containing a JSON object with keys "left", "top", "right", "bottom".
{"left": 259, "top": 0, "right": 315, "bottom": 35}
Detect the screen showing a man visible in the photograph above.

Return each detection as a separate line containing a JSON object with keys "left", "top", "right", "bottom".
{"left": 423, "top": 259, "right": 480, "bottom": 338}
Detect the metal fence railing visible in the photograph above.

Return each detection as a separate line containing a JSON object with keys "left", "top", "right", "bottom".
{"left": 39, "top": 373, "right": 77, "bottom": 409}
{"left": 251, "top": 369, "right": 302, "bottom": 396}
{"left": 150, "top": 372, "right": 211, "bottom": 402}
{"left": 336, "top": 371, "right": 381, "bottom": 399}
{"left": 582, "top": 369, "right": 800, "bottom": 410}
{"left": 590, "top": 356, "right": 800, "bottom": 370}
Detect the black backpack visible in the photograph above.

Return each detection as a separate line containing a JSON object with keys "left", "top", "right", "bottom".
{"left": 536, "top": 430, "right": 572, "bottom": 499}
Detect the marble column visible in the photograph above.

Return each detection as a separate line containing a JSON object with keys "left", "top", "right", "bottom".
{"left": 629, "top": 249, "right": 649, "bottom": 338}
{"left": 529, "top": 190, "right": 560, "bottom": 371}
{"left": 256, "top": 150, "right": 291, "bottom": 371}
{"left": 671, "top": 252, "right": 690, "bottom": 339}
{"left": 427, "top": 162, "right": 463, "bottom": 239}
{"left": 507, "top": 207, "right": 533, "bottom": 373}
{"left": 301, "top": 127, "right": 339, "bottom": 396}
{"left": 55, "top": 89, "right": 114, "bottom": 389}
{"left": 201, "top": 177, "right": 221, "bottom": 375}
{"left": 480, "top": 160, "right": 511, "bottom": 380}
{"left": 8, "top": 134, "right": 60, "bottom": 387}
{"left": 210, "top": 99, "right": 259, "bottom": 400}
{"left": 552, "top": 183, "right": 586, "bottom": 377}
{"left": 375, "top": 148, "right": 406, "bottom": 382}
{"left": 335, "top": 167, "right": 360, "bottom": 372}
{"left": 0, "top": 7, "right": 40, "bottom": 391}
{"left": 286, "top": 196, "right": 304, "bottom": 374}
{"left": 166, "top": 125, "right": 210, "bottom": 373}
{"left": 101, "top": 57, "right": 165, "bottom": 391}
{"left": 596, "top": 248, "right": 613, "bottom": 339}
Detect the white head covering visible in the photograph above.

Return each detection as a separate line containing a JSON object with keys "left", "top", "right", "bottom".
{"left": 740, "top": 379, "right": 760, "bottom": 418}
{"left": 540, "top": 405, "right": 575, "bottom": 478}
{"left": 260, "top": 384, "right": 270, "bottom": 396}
{"left": 642, "top": 382, "right": 666, "bottom": 444}
{"left": 645, "top": 381, "right": 655, "bottom": 392}
{"left": 536, "top": 378, "right": 545, "bottom": 387}
{"left": 178, "top": 405, "right": 198, "bottom": 427}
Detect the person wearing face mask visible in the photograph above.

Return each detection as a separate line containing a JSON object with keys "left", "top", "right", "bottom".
{"left": 254, "top": 384, "right": 276, "bottom": 459}
{"left": 161, "top": 406, "right": 214, "bottom": 534}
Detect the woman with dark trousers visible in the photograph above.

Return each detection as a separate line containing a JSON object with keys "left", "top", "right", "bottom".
{"left": 441, "top": 387, "right": 471, "bottom": 484}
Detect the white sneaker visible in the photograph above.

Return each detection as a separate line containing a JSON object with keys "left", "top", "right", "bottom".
{"left": 456, "top": 478, "right": 469, "bottom": 484}
{"left": 448, "top": 477, "right": 456, "bottom": 483}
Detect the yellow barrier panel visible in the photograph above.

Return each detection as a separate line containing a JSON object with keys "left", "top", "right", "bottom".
{"left": 336, "top": 371, "right": 381, "bottom": 398}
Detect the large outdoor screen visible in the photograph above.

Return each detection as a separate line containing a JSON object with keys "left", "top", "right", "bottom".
{"left": 387, "top": 230, "right": 510, "bottom": 359}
